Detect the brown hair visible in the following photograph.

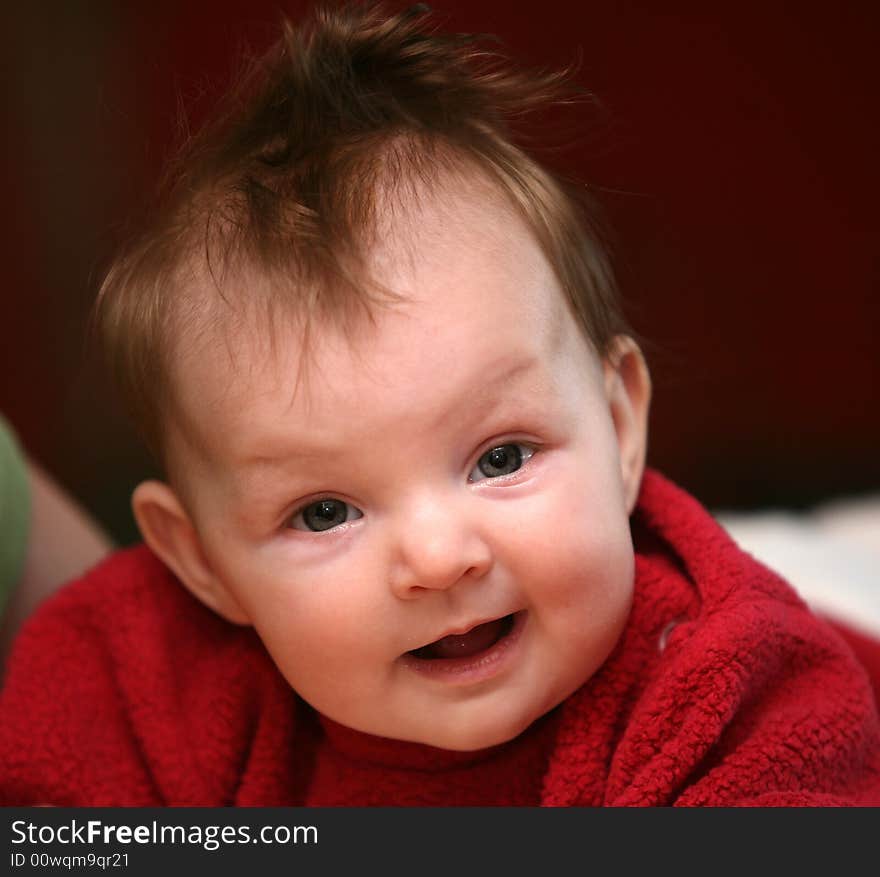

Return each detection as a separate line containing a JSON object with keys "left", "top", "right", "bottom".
{"left": 95, "top": 1, "right": 628, "bottom": 468}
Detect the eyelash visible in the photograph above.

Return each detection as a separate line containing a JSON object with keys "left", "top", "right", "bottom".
{"left": 288, "top": 497, "right": 363, "bottom": 533}
{"left": 286, "top": 440, "right": 539, "bottom": 533}
{"left": 467, "top": 441, "right": 536, "bottom": 483}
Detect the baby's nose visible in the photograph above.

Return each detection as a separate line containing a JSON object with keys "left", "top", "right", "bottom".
{"left": 389, "top": 498, "right": 492, "bottom": 599}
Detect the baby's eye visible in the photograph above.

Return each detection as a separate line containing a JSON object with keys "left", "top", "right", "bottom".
{"left": 289, "top": 499, "right": 363, "bottom": 532}
{"left": 469, "top": 443, "right": 534, "bottom": 482}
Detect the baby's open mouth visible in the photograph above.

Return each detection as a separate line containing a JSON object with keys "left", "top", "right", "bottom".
{"left": 408, "top": 614, "right": 516, "bottom": 660}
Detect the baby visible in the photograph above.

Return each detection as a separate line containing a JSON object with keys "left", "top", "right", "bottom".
{"left": 1, "top": 3, "right": 878, "bottom": 805}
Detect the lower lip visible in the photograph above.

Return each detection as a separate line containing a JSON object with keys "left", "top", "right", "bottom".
{"left": 399, "top": 611, "right": 528, "bottom": 685}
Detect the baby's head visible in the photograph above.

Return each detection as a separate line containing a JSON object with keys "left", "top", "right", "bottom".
{"left": 97, "top": 3, "right": 650, "bottom": 751}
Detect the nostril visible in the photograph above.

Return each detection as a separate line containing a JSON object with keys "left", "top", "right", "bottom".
{"left": 390, "top": 515, "right": 493, "bottom": 595}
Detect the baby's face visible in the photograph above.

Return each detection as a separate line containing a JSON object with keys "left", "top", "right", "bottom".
{"left": 166, "top": 184, "right": 640, "bottom": 750}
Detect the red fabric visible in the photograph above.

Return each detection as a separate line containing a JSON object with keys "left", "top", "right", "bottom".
{"left": 826, "top": 620, "right": 880, "bottom": 710}
{"left": 1, "top": 470, "right": 878, "bottom": 806}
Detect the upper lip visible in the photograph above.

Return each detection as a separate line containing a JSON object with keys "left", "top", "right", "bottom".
{"left": 408, "top": 612, "right": 514, "bottom": 653}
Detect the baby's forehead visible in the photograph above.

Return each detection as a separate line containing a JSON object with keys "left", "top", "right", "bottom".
{"left": 166, "top": 174, "right": 585, "bottom": 464}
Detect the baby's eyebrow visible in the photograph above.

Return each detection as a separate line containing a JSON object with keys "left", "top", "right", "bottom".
{"left": 237, "top": 355, "right": 545, "bottom": 471}
{"left": 443, "top": 351, "right": 544, "bottom": 400}
{"left": 239, "top": 444, "right": 334, "bottom": 472}
{"left": 462, "top": 357, "right": 539, "bottom": 405}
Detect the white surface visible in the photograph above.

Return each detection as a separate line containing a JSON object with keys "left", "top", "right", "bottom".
{"left": 716, "top": 494, "right": 880, "bottom": 637}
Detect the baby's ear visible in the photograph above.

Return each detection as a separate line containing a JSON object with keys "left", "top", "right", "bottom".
{"left": 603, "top": 336, "right": 651, "bottom": 514}
{"left": 131, "top": 480, "right": 250, "bottom": 625}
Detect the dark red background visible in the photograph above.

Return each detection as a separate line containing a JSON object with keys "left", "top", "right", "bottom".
{"left": 2, "top": 1, "right": 878, "bottom": 543}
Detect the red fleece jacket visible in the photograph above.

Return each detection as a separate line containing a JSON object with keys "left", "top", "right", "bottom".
{"left": 2, "top": 470, "right": 878, "bottom": 806}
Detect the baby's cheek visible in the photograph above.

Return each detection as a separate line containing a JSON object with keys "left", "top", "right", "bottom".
{"left": 526, "top": 505, "right": 633, "bottom": 615}
{"left": 257, "top": 574, "right": 389, "bottom": 665}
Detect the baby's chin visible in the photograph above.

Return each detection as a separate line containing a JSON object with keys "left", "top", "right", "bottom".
{"left": 320, "top": 701, "right": 542, "bottom": 752}
{"left": 390, "top": 700, "right": 562, "bottom": 753}
{"left": 421, "top": 715, "right": 553, "bottom": 753}
{"left": 417, "top": 728, "right": 530, "bottom": 753}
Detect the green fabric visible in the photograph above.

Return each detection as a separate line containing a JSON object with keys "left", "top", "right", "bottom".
{"left": 0, "top": 414, "right": 30, "bottom": 610}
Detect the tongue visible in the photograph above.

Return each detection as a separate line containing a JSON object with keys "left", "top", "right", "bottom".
{"left": 421, "top": 618, "right": 507, "bottom": 660}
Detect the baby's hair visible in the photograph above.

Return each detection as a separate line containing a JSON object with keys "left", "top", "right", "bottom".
{"left": 95, "top": 1, "right": 628, "bottom": 468}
